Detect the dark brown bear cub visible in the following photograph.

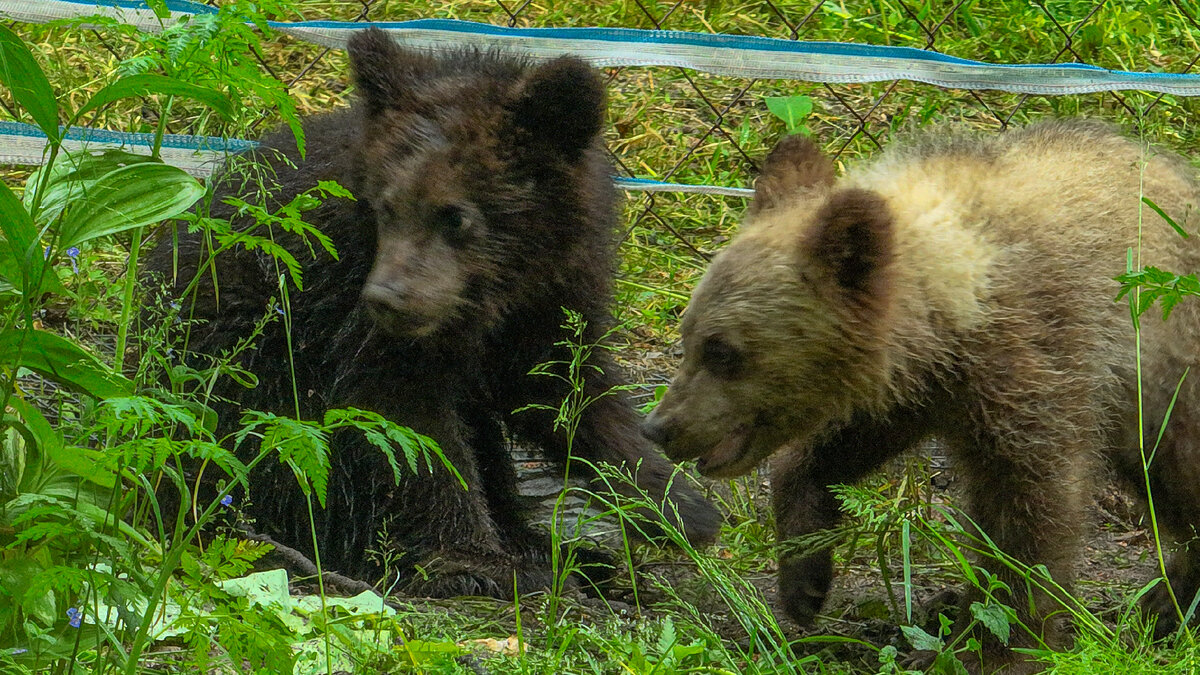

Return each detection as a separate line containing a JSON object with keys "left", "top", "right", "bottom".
{"left": 644, "top": 120, "right": 1200, "bottom": 673}
{"left": 142, "top": 28, "right": 719, "bottom": 596}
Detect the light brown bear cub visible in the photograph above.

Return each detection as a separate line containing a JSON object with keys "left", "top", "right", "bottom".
{"left": 643, "top": 119, "right": 1200, "bottom": 672}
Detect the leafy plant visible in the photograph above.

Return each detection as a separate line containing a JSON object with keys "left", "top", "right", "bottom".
{"left": 765, "top": 95, "right": 816, "bottom": 136}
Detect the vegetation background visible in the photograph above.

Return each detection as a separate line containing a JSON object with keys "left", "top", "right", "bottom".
{"left": 3, "top": 0, "right": 1200, "bottom": 673}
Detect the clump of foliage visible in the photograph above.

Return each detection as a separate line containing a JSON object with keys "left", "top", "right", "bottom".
{"left": 0, "top": 15, "right": 451, "bottom": 673}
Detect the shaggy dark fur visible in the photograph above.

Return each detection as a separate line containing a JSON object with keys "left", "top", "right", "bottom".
{"left": 141, "top": 28, "right": 720, "bottom": 596}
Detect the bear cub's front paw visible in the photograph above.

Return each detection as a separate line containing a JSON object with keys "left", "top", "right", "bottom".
{"left": 778, "top": 552, "right": 834, "bottom": 625}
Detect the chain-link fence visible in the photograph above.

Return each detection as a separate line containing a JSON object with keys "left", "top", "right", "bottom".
{"left": 16, "top": 0, "right": 1200, "bottom": 331}
{"left": 181, "top": 1, "right": 1194, "bottom": 334}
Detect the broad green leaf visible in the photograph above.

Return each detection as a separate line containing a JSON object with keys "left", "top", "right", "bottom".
{"left": 6, "top": 397, "right": 116, "bottom": 489}
{"left": 0, "top": 25, "right": 59, "bottom": 141}
{"left": 900, "top": 623, "right": 942, "bottom": 653}
{"left": 0, "top": 181, "right": 39, "bottom": 285}
{"left": 51, "top": 446, "right": 117, "bottom": 490}
{"left": 0, "top": 558, "right": 57, "bottom": 625}
{"left": 970, "top": 601, "right": 1011, "bottom": 644}
{"left": 218, "top": 568, "right": 292, "bottom": 609}
{"left": 765, "top": 95, "right": 814, "bottom": 134}
{"left": 401, "top": 640, "right": 463, "bottom": 664}
{"left": 0, "top": 328, "right": 132, "bottom": 399}
{"left": 26, "top": 149, "right": 160, "bottom": 226}
{"left": 72, "top": 73, "right": 233, "bottom": 125}
{"left": 58, "top": 162, "right": 204, "bottom": 250}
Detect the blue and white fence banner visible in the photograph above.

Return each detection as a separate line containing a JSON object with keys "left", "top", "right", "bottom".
{"left": 5, "top": 0, "right": 1198, "bottom": 196}
{"left": 612, "top": 177, "right": 755, "bottom": 198}
{"left": 0, "top": 122, "right": 758, "bottom": 196}
{"left": 0, "top": 121, "right": 255, "bottom": 178}
{"left": 5, "top": 0, "right": 1200, "bottom": 96}
{"left": 0, "top": 0, "right": 214, "bottom": 31}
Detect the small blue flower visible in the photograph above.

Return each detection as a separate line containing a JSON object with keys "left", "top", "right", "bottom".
{"left": 9, "top": 648, "right": 27, "bottom": 655}
{"left": 169, "top": 301, "right": 181, "bottom": 311}
{"left": 272, "top": 305, "right": 285, "bottom": 316}
{"left": 220, "top": 494, "right": 233, "bottom": 507}
{"left": 66, "top": 606, "right": 82, "bottom": 628}
{"left": 65, "top": 247, "right": 80, "bottom": 273}
{"left": 43, "top": 245, "right": 51, "bottom": 260}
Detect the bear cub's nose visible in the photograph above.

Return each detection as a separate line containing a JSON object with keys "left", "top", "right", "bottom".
{"left": 361, "top": 282, "right": 429, "bottom": 335}
{"left": 362, "top": 282, "right": 402, "bottom": 316}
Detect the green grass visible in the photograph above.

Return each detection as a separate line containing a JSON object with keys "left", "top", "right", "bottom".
{"left": 5, "top": 1, "right": 1200, "bottom": 673}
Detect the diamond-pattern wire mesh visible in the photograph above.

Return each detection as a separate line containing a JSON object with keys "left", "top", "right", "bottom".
{"left": 405, "top": 0, "right": 1200, "bottom": 283}
{"left": 211, "top": 0, "right": 1200, "bottom": 317}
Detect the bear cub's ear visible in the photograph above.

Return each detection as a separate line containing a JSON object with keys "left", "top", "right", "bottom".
{"left": 348, "top": 28, "right": 427, "bottom": 113}
{"left": 802, "top": 188, "right": 894, "bottom": 299}
{"left": 752, "top": 135, "right": 836, "bottom": 214}
{"left": 511, "top": 56, "right": 605, "bottom": 157}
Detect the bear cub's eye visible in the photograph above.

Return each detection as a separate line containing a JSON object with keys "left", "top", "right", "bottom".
{"left": 434, "top": 205, "right": 475, "bottom": 244}
{"left": 700, "top": 336, "right": 745, "bottom": 379}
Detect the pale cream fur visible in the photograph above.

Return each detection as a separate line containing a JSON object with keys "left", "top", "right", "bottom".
{"left": 647, "top": 119, "right": 1200, "bottom": 673}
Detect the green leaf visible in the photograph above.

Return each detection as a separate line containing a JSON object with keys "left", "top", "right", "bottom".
{"left": 0, "top": 558, "right": 57, "bottom": 625}
{"left": 765, "top": 95, "right": 815, "bottom": 134}
{"left": 0, "top": 328, "right": 132, "bottom": 399}
{"left": 0, "top": 25, "right": 59, "bottom": 141}
{"left": 401, "top": 640, "right": 463, "bottom": 665}
{"left": 58, "top": 162, "right": 204, "bottom": 250}
{"left": 26, "top": 149, "right": 160, "bottom": 226}
{"left": 73, "top": 73, "right": 233, "bottom": 125}
{"left": 901, "top": 624, "right": 943, "bottom": 653}
{"left": 969, "top": 601, "right": 1011, "bottom": 644}
{"left": 5, "top": 398, "right": 50, "bottom": 491}
{"left": 656, "top": 615, "right": 677, "bottom": 655}
{"left": 933, "top": 650, "right": 971, "bottom": 675}
{"left": 144, "top": 0, "right": 171, "bottom": 19}
{"left": 9, "top": 397, "right": 116, "bottom": 489}
{"left": 1142, "top": 197, "right": 1189, "bottom": 239}
{"left": 315, "top": 180, "right": 353, "bottom": 200}
{"left": 187, "top": 441, "right": 250, "bottom": 490}
{"left": 0, "top": 181, "right": 41, "bottom": 288}
{"left": 237, "top": 412, "right": 331, "bottom": 507}
{"left": 670, "top": 643, "right": 705, "bottom": 660}
{"left": 1, "top": 415, "right": 34, "bottom": 496}
{"left": 51, "top": 446, "right": 117, "bottom": 490}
